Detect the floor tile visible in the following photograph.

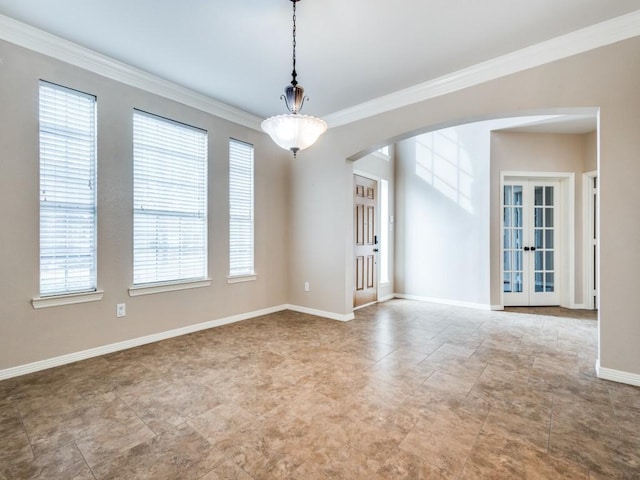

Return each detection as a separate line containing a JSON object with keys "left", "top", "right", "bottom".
{"left": 0, "top": 442, "right": 94, "bottom": 480}
{"left": 0, "top": 301, "right": 637, "bottom": 479}
{"left": 460, "top": 432, "right": 589, "bottom": 479}
{"left": 91, "top": 423, "right": 224, "bottom": 480}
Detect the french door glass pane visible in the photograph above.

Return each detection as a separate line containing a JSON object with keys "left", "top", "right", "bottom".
{"left": 535, "top": 230, "right": 543, "bottom": 248}
{"left": 538, "top": 185, "right": 555, "bottom": 292}
{"left": 514, "top": 207, "right": 522, "bottom": 227}
{"left": 503, "top": 185, "right": 525, "bottom": 295}
{"left": 514, "top": 272, "right": 523, "bottom": 293}
{"left": 535, "top": 251, "right": 543, "bottom": 270}
{"left": 535, "top": 272, "right": 544, "bottom": 292}
{"left": 513, "top": 186, "right": 523, "bottom": 205}
{"left": 514, "top": 229, "right": 522, "bottom": 248}
{"left": 545, "top": 186, "right": 554, "bottom": 205}
{"left": 535, "top": 208, "right": 543, "bottom": 227}
{"left": 545, "top": 251, "right": 554, "bottom": 270}
{"left": 514, "top": 251, "right": 522, "bottom": 270}
{"left": 534, "top": 187, "right": 543, "bottom": 206}
{"left": 504, "top": 186, "right": 512, "bottom": 206}
{"left": 545, "top": 208, "right": 554, "bottom": 227}
{"left": 546, "top": 273, "right": 554, "bottom": 292}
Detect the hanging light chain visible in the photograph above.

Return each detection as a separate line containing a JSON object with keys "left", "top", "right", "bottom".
{"left": 291, "top": 0, "right": 298, "bottom": 86}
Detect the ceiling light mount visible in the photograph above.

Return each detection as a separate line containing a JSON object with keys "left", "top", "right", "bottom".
{"left": 261, "top": 0, "right": 327, "bottom": 157}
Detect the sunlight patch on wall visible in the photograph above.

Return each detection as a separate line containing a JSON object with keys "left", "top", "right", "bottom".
{"left": 415, "top": 128, "right": 474, "bottom": 213}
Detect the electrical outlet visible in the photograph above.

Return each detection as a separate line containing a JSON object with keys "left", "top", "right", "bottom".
{"left": 116, "top": 303, "right": 126, "bottom": 318}
{"left": 304, "top": 282, "right": 310, "bottom": 292}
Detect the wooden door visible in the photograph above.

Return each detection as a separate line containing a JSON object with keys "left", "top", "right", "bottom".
{"left": 354, "top": 175, "right": 378, "bottom": 308}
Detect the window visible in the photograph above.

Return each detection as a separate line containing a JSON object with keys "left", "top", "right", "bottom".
{"left": 380, "top": 179, "right": 389, "bottom": 284}
{"left": 228, "top": 139, "right": 255, "bottom": 278}
{"left": 133, "top": 110, "right": 208, "bottom": 286}
{"left": 39, "top": 81, "right": 97, "bottom": 297}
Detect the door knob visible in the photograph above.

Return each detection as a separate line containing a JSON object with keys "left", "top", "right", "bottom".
{"left": 373, "top": 248, "right": 379, "bottom": 252}
{"left": 524, "top": 247, "right": 530, "bottom": 251}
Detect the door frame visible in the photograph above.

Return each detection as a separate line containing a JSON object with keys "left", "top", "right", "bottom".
{"left": 583, "top": 170, "right": 598, "bottom": 310}
{"left": 500, "top": 171, "right": 576, "bottom": 308}
{"left": 353, "top": 170, "right": 380, "bottom": 310}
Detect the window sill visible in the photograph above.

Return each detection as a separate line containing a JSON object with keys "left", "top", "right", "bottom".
{"left": 32, "top": 290, "right": 104, "bottom": 309}
{"left": 129, "top": 279, "right": 211, "bottom": 297}
{"left": 227, "top": 273, "right": 257, "bottom": 284}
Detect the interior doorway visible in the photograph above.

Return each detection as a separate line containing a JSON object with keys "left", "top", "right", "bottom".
{"left": 354, "top": 174, "right": 378, "bottom": 308}
{"left": 501, "top": 173, "right": 574, "bottom": 307}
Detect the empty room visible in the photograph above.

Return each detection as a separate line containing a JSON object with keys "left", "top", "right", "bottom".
{"left": 1, "top": 1, "right": 640, "bottom": 478}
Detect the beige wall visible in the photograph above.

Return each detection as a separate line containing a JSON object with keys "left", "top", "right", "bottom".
{"left": 3, "top": 34, "right": 640, "bottom": 380}
{"left": 583, "top": 131, "right": 598, "bottom": 172}
{"left": 394, "top": 123, "right": 493, "bottom": 307}
{"left": 490, "top": 131, "right": 596, "bottom": 306}
{"left": 288, "top": 37, "right": 640, "bottom": 376}
{"left": 0, "top": 40, "right": 290, "bottom": 370}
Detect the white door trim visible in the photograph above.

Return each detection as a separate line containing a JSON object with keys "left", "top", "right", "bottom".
{"left": 583, "top": 170, "right": 597, "bottom": 310}
{"left": 500, "top": 171, "right": 575, "bottom": 309}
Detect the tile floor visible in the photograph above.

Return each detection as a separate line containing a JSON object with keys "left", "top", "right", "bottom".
{"left": 1, "top": 300, "right": 639, "bottom": 479}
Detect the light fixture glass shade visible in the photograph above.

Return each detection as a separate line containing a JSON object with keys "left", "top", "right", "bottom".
{"left": 261, "top": 113, "right": 327, "bottom": 154}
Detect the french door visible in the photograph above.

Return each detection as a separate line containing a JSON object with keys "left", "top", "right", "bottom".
{"left": 503, "top": 180, "right": 560, "bottom": 306}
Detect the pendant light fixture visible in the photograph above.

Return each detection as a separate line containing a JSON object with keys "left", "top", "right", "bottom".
{"left": 261, "top": 0, "right": 327, "bottom": 157}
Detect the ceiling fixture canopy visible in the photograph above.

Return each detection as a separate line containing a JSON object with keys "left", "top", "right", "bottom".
{"left": 261, "top": 0, "right": 327, "bottom": 157}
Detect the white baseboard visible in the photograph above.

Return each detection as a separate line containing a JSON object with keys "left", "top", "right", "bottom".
{"left": 596, "top": 359, "right": 640, "bottom": 387}
{"left": 0, "top": 305, "right": 291, "bottom": 381}
{"left": 394, "top": 294, "right": 496, "bottom": 311}
{"left": 286, "top": 304, "right": 354, "bottom": 322}
{"left": 569, "top": 303, "right": 587, "bottom": 310}
{"left": 353, "top": 302, "right": 376, "bottom": 311}
{"left": 0, "top": 303, "right": 360, "bottom": 380}
{"left": 0, "top": 303, "right": 359, "bottom": 380}
{"left": 377, "top": 294, "right": 395, "bottom": 303}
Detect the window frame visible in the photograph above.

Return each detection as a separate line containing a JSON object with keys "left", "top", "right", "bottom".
{"left": 130, "top": 109, "right": 209, "bottom": 294}
{"left": 227, "top": 138, "right": 256, "bottom": 283}
{"left": 34, "top": 81, "right": 101, "bottom": 307}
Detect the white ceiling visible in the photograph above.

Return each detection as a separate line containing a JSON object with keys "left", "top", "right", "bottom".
{"left": 1, "top": 1, "right": 639, "bottom": 121}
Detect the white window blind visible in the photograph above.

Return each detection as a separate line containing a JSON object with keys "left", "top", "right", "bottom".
{"left": 39, "top": 81, "right": 97, "bottom": 296}
{"left": 133, "top": 110, "right": 208, "bottom": 286}
{"left": 229, "top": 139, "right": 254, "bottom": 276}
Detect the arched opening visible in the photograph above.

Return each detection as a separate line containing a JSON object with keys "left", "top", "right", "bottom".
{"left": 348, "top": 109, "right": 598, "bottom": 312}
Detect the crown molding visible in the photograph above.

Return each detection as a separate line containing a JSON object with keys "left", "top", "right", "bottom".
{"left": 0, "top": 14, "right": 263, "bottom": 131}
{"left": 2, "top": 10, "right": 639, "bottom": 131}
{"left": 324, "top": 10, "right": 640, "bottom": 128}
